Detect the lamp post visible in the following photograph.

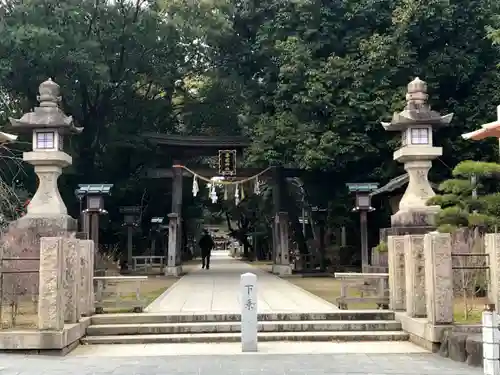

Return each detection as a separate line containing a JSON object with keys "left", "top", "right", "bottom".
{"left": 77, "top": 184, "right": 113, "bottom": 252}
{"left": 120, "top": 206, "right": 141, "bottom": 270}
{"left": 74, "top": 189, "right": 85, "bottom": 234}
{"left": 346, "top": 183, "right": 378, "bottom": 269}
{"left": 288, "top": 178, "right": 307, "bottom": 236}
{"left": 150, "top": 217, "right": 164, "bottom": 256}
{"left": 312, "top": 206, "right": 327, "bottom": 271}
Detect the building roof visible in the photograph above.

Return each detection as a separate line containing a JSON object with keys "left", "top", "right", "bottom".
{"left": 346, "top": 182, "right": 379, "bottom": 193}
{"left": 370, "top": 174, "right": 439, "bottom": 196}
{"left": 76, "top": 184, "right": 113, "bottom": 195}
{"left": 370, "top": 174, "right": 409, "bottom": 196}
{"left": 142, "top": 133, "right": 250, "bottom": 148}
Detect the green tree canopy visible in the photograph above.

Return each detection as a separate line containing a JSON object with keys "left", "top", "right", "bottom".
{"left": 428, "top": 160, "right": 500, "bottom": 232}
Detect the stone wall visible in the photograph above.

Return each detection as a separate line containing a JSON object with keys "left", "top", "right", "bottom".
{"left": 0, "top": 236, "right": 94, "bottom": 352}
{"left": 38, "top": 236, "right": 94, "bottom": 328}
{"left": 388, "top": 231, "right": 500, "bottom": 369}
{"left": 389, "top": 232, "right": 453, "bottom": 347}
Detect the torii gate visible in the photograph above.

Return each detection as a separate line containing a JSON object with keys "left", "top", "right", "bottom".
{"left": 462, "top": 105, "right": 500, "bottom": 141}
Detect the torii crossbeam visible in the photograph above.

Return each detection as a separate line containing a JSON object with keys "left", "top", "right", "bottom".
{"left": 462, "top": 105, "right": 500, "bottom": 140}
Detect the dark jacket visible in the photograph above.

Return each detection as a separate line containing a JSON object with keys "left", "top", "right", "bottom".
{"left": 199, "top": 234, "right": 215, "bottom": 254}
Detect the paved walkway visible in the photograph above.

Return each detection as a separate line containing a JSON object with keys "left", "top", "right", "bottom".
{"left": 0, "top": 351, "right": 481, "bottom": 375}
{"left": 146, "top": 251, "right": 338, "bottom": 313}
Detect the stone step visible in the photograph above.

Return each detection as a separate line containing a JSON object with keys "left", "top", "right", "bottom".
{"left": 91, "top": 310, "right": 395, "bottom": 325}
{"left": 82, "top": 330, "right": 409, "bottom": 344}
{"left": 87, "top": 320, "right": 402, "bottom": 336}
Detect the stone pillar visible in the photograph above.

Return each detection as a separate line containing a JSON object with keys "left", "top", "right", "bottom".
{"left": 404, "top": 234, "right": 426, "bottom": 317}
{"left": 63, "top": 238, "right": 79, "bottom": 323}
{"left": 165, "top": 163, "right": 183, "bottom": 275}
{"left": 271, "top": 219, "right": 278, "bottom": 263}
{"left": 127, "top": 225, "right": 133, "bottom": 268}
{"left": 165, "top": 213, "right": 182, "bottom": 276}
{"left": 272, "top": 212, "right": 292, "bottom": 275}
{"left": 486, "top": 233, "right": 500, "bottom": 312}
{"left": 424, "top": 232, "right": 453, "bottom": 324}
{"left": 83, "top": 212, "right": 91, "bottom": 239}
{"left": 388, "top": 235, "right": 406, "bottom": 311}
{"left": 38, "top": 237, "right": 65, "bottom": 330}
{"left": 78, "top": 239, "right": 94, "bottom": 317}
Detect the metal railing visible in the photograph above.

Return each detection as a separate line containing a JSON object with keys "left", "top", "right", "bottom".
{"left": 334, "top": 272, "right": 389, "bottom": 310}
{"left": 132, "top": 256, "right": 165, "bottom": 272}
{"left": 93, "top": 276, "right": 148, "bottom": 313}
{"left": 0, "top": 256, "right": 39, "bottom": 329}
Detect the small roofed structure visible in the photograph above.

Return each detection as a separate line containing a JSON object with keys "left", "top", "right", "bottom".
{"left": 461, "top": 105, "right": 500, "bottom": 140}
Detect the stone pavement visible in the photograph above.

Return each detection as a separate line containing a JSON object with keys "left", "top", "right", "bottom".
{"left": 146, "top": 251, "right": 338, "bottom": 313}
{"left": 0, "top": 349, "right": 481, "bottom": 375}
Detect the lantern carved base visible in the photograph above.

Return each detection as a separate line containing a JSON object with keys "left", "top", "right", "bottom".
{"left": 391, "top": 206, "right": 440, "bottom": 228}
{"left": 12, "top": 214, "right": 77, "bottom": 234}
{"left": 23, "top": 151, "right": 72, "bottom": 216}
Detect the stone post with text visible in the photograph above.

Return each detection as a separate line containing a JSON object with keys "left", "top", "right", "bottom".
{"left": 388, "top": 235, "right": 406, "bottom": 311}
{"left": 78, "top": 239, "right": 94, "bottom": 316}
{"left": 38, "top": 237, "right": 65, "bottom": 330}
{"left": 424, "top": 232, "right": 453, "bottom": 324}
{"left": 404, "top": 234, "right": 426, "bottom": 317}
{"left": 240, "top": 272, "right": 258, "bottom": 352}
{"left": 63, "top": 238, "right": 79, "bottom": 323}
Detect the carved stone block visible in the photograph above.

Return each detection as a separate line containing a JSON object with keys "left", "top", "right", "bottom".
{"left": 78, "top": 239, "right": 94, "bottom": 316}
{"left": 388, "top": 235, "right": 406, "bottom": 311}
{"left": 404, "top": 234, "right": 426, "bottom": 317}
{"left": 38, "top": 237, "right": 64, "bottom": 330}
{"left": 62, "top": 238, "right": 79, "bottom": 323}
{"left": 424, "top": 232, "right": 453, "bottom": 324}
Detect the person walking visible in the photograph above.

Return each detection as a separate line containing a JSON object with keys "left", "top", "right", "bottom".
{"left": 199, "top": 229, "right": 215, "bottom": 270}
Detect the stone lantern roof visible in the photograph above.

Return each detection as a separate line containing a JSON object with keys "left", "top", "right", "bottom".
{"left": 381, "top": 77, "right": 453, "bottom": 131}
{"left": 9, "top": 78, "right": 83, "bottom": 134}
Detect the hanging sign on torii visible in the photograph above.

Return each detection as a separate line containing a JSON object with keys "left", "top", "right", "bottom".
{"left": 218, "top": 149, "right": 237, "bottom": 176}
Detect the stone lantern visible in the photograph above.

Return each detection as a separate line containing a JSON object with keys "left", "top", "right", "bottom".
{"left": 9, "top": 78, "right": 82, "bottom": 229}
{"left": 381, "top": 77, "right": 453, "bottom": 227}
